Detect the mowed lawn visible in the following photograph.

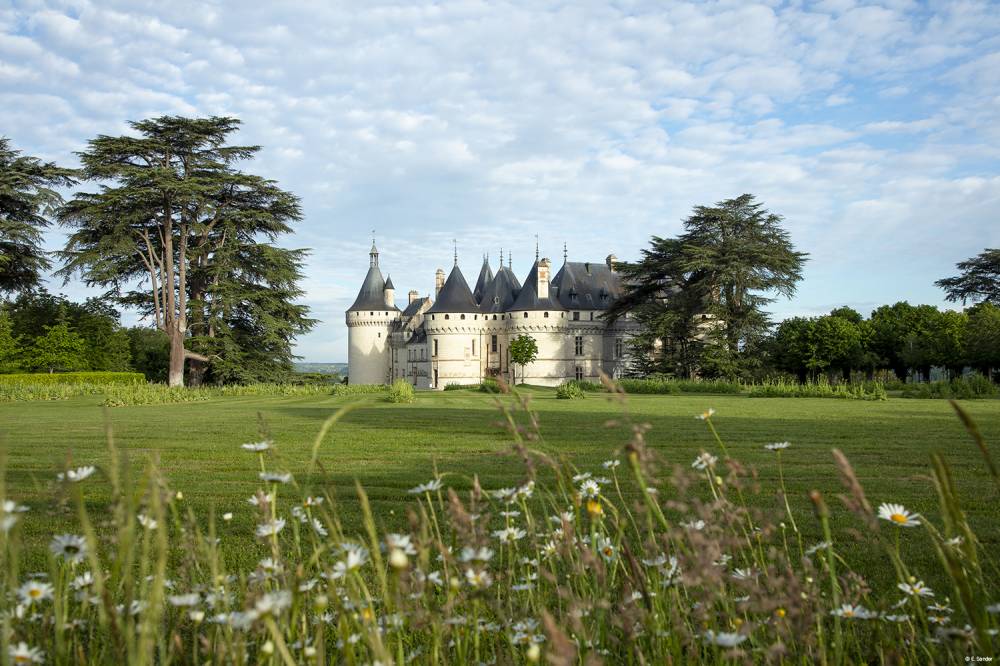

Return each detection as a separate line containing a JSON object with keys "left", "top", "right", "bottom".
{"left": 2, "top": 389, "right": 1000, "bottom": 588}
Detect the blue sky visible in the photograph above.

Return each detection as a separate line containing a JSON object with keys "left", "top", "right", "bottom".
{"left": 2, "top": 0, "right": 998, "bottom": 362}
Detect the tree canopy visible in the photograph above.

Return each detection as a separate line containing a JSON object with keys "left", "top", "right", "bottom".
{"left": 936, "top": 249, "right": 1000, "bottom": 305}
{"left": 509, "top": 334, "right": 538, "bottom": 385}
{"left": 608, "top": 194, "right": 807, "bottom": 379}
{"left": 0, "top": 137, "right": 76, "bottom": 295}
{"left": 57, "top": 116, "right": 314, "bottom": 386}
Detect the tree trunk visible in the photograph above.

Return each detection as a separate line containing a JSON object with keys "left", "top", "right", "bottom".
{"left": 168, "top": 330, "right": 186, "bottom": 387}
{"left": 187, "top": 360, "right": 207, "bottom": 387}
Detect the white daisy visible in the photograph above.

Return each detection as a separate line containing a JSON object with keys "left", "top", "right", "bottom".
{"left": 680, "top": 519, "right": 706, "bottom": 531}
{"left": 898, "top": 581, "right": 933, "bottom": 598}
{"left": 256, "top": 518, "right": 286, "bottom": 538}
{"left": 241, "top": 440, "right": 272, "bottom": 452}
{"left": 259, "top": 472, "right": 292, "bottom": 484}
{"left": 459, "top": 546, "right": 494, "bottom": 562}
{"left": 602, "top": 459, "right": 620, "bottom": 469}
{"left": 696, "top": 408, "right": 716, "bottom": 421}
{"left": 691, "top": 452, "right": 718, "bottom": 470}
{"left": 137, "top": 514, "right": 158, "bottom": 530}
{"left": 408, "top": 478, "right": 443, "bottom": 494}
{"left": 384, "top": 533, "right": 417, "bottom": 555}
{"left": 493, "top": 527, "right": 527, "bottom": 543}
{"left": 877, "top": 503, "right": 920, "bottom": 527}
{"left": 764, "top": 442, "right": 790, "bottom": 451}
{"left": 17, "top": 580, "right": 54, "bottom": 604}
{"left": 57, "top": 466, "right": 96, "bottom": 482}
{"left": 8, "top": 642, "right": 44, "bottom": 664}
{"left": 703, "top": 630, "right": 746, "bottom": 647}
{"left": 830, "top": 604, "right": 876, "bottom": 619}
{"left": 255, "top": 590, "right": 292, "bottom": 616}
{"left": 49, "top": 534, "right": 87, "bottom": 564}
{"left": 168, "top": 593, "right": 201, "bottom": 607}
{"left": 578, "top": 479, "right": 600, "bottom": 499}
{"left": 464, "top": 567, "right": 492, "bottom": 589}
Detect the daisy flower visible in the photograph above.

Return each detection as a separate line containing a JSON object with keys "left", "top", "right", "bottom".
{"left": 703, "top": 630, "right": 746, "bottom": 647}
{"left": 241, "top": 440, "right": 272, "bottom": 452}
{"left": 57, "top": 466, "right": 96, "bottom": 482}
{"left": 878, "top": 503, "right": 920, "bottom": 527}
{"left": 830, "top": 604, "right": 876, "bottom": 619}
{"left": 578, "top": 479, "right": 600, "bottom": 499}
{"left": 259, "top": 472, "right": 292, "bottom": 484}
{"left": 168, "top": 593, "right": 201, "bottom": 607}
{"left": 493, "top": 527, "right": 527, "bottom": 544}
{"left": 696, "top": 408, "right": 716, "bottom": 421}
{"left": 384, "top": 533, "right": 417, "bottom": 555}
{"left": 409, "top": 478, "right": 443, "bottom": 494}
{"left": 137, "top": 514, "right": 158, "bottom": 530}
{"left": 256, "top": 518, "right": 286, "bottom": 538}
{"left": 764, "top": 442, "right": 790, "bottom": 451}
{"left": 464, "top": 568, "right": 492, "bottom": 589}
{"left": 602, "top": 459, "right": 620, "bottom": 469}
{"left": 680, "top": 519, "right": 706, "bottom": 531}
{"left": 459, "top": 546, "right": 494, "bottom": 562}
{"left": 49, "top": 534, "right": 87, "bottom": 564}
{"left": 8, "top": 642, "right": 44, "bottom": 664}
{"left": 17, "top": 580, "right": 54, "bottom": 605}
{"left": 255, "top": 590, "right": 292, "bottom": 616}
{"left": 898, "top": 580, "right": 933, "bottom": 597}
{"left": 691, "top": 452, "right": 718, "bottom": 470}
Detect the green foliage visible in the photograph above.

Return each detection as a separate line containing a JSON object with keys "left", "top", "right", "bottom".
{"left": 0, "top": 312, "right": 20, "bottom": 372}
{"left": 508, "top": 334, "right": 538, "bottom": 383}
{"left": 965, "top": 303, "right": 1000, "bottom": 377}
{"left": 618, "top": 377, "right": 744, "bottom": 395}
{"left": 58, "top": 116, "right": 314, "bottom": 387}
{"left": 0, "top": 137, "right": 76, "bottom": 294}
{"left": 608, "top": 194, "right": 806, "bottom": 380}
{"left": 0, "top": 382, "right": 108, "bottom": 402}
{"left": 443, "top": 383, "right": 470, "bottom": 391}
{"left": 901, "top": 374, "right": 998, "bottom": 400}
{"left": 555, "top": 381, "right": 585, "bottom": 399}
{"left": 0, "top": 371, "right": 144, "bottom": 386}
{"left": 565, "top": 379, "right": 604, "bottom": 392}
{"left": 331, "top": 383, "right": 389, "bottom": 396}
{"left": 477, "top": 379, "right": 501, "bottom": 393}
{"left": 747, "top": 377, "right": 887, "bottom": 400}
{"left": 936, "top": 247, "right": 1000, "bottom": 305}
{"left": 385, "top": 378, "right": 416, "bottom": 403}
{"left": 22, "top": 321, "right": 89, "bottom": 373}
{"left": 126, "top": 327, "right": 170, "bottom": 382}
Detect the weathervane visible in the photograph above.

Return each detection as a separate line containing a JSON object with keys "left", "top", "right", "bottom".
{"left": 563, "top": 242, "right": 568, "bottom": 263}
{"left": 453, "top": 238, "right": 458, "bottom": 266}
{"left": 534, "top": 234, "right": 539, "bottom": 262}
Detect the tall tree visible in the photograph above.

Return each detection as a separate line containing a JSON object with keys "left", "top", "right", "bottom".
{"left": 509, "top": 334, "right": 538, "bottom": 385}
{"left": 58, "top": 116, "right": 312, "bottom": 386}
{"left": 965, "top": 303, "right": 1000, "bottom": 380}
{"left": 24, "top": 320, "right": 88, "bottom": 373}
{"left": 608, "top": 194, "right": 806, "bottom": 379}
{"left": 936, "top": 249, "right": 1000, "bottom": 305}
{"left": 0, "top": 138, "right": 76, "bottom": 294}
{"left": 0, "top": 312, "right": 20, "bottom": 372}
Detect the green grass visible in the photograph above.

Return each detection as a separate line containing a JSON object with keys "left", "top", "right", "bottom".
{"left": 3, "top": 388, "right": 1000, "bottom": 586}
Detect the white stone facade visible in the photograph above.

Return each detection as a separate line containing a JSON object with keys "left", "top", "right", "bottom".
{"left": 347, "top": 245, "right": 639, "bottom": 388}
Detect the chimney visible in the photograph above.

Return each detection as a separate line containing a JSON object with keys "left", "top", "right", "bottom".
{"left": 408, "top": 289, "right": 419, "bottom": 305}
{"left": 537, "top": 258, "right": 551, "bottom": 299}
{"left": 606, "top": 254, "right": 617, "bottom": 272}
{"left": 435, "top": 268, "right": 446, "bottom": 298}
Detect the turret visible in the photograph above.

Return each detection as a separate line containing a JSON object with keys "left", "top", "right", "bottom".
{"left": 384, "top": 275, "right": 395, "bottom": 308}
{"left": 346, "top": 239, "right": 400, "bottom": 386}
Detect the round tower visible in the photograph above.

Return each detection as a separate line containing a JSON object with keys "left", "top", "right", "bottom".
{"left": 346, "top": 241, "right": 400, "bottom": 385}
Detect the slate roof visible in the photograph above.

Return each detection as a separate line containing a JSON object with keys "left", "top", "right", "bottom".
{"left": 401, "top": 296, "right": 431, "bottom": 318}
{"left": 473, "top": 258, "right": 494, "bottom": 304}
{"left": 407, "top": 328, "right": 427, "bottom": 345}
{"left": 551, "top": 261, "right": 622, "bottom": 310}
{"left": 479, "top": 266, "right": 521, "bottom": 313}
{"left": 425, "top": 265, "right": 480, "bottom": 314}
{"left": 509, "top": 261, "right": 565, "bottom": 311}
{"left": 384, "top": 275, "right": 395, "bottom": 290}
{"left": 348, "top": 265, "right": 399, "bottom": 312}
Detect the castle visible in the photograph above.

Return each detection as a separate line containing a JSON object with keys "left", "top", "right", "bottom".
{"left": 345, "top": 242, "right": 639, "bottom": 388}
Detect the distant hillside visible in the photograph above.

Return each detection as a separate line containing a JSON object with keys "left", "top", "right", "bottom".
{"left": 293, "top": 362, "right": 348, "bottom": 375}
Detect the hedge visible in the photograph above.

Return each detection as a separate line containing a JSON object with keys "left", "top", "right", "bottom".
{"left": 0, "top": 372, "right": 146, "bottom": 386}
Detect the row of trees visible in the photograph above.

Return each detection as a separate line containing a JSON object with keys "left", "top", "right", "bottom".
{"left": 0, "top": 290, "right": 169, "bottom": 378}
{"left": 608, "top": 194, "right": 999, "bottom": 383}
{"left": 1, "top": 118, "right": 314, "bottom": 386}
{"left": 770, "top": 302, "right": 1000, "bottom": 382}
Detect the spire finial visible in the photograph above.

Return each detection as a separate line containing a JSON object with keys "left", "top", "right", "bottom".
{"left": 508, "top": 250, "right": 512, "bottom": 269}
{"left": 534, "top": 234, "right": 539, "bottom": 262}
{"left": 369, "top": 230, "right": 378, "bottom": 267}
{"left": 453, "top": 239, "right": 458, "bottom": 266}
{"left": 563, "top": 242, "right": 568, "bottom": 264}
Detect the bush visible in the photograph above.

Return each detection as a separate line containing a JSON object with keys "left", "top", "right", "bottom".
{"left": 444, "top": 383, "right": 469, "bottom": 391}
{"left": 617, "top": 377, "right": 745, "bottom": 395}
{"left": 555, "top": 382, "right": 585, "bottom": 399}
{"left": 331, "top": 384, "right": 389, "bottom": 396}
{"left": 478, "top": 379, "right": 501, "bottom": 393}
{"left": 565, "top": 379, "right": 604, "bottom": 392}
{"left": 901, "top": 374, "right": 999, "bottom": 400}
{"left": 385, "top": 378, "right": 415, "bottom": 403}
{"left": 0, "top": 371, "right": 145, "bottom": 386}
{"left": 747, "top": 377, "right": 887, "bottom": 400}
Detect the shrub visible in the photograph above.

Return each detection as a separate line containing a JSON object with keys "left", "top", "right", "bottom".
{"left": 747, "top": 377, "right": 887, "bottom": 400}
{"left": 331, "top": 383, "right": 389, "bottom": 396}
{"left": 565, "top": 379, "right": 604, "bottom": 392}
{"left": 901, "top": 374, "right": 999, "bottom": 400}
{"left": 618, "top": 378, "right": 681, "bottom": 394}
{"left": 617, "top": 378, "right": 745, "bottom": 395}
{"left": 443, "top": 383, "right": 468, "bottom": 391}
{"left": 0, "top": 371, "right": 145, "bottom": 386}
{"left": 385, "top": 378, "right": 415, "bottom": 403}
{"left": 478, "top": 379, "right": 501, "bottom": 393}
{"left": 555, "top": 382, "right": 585, "bottom": 399}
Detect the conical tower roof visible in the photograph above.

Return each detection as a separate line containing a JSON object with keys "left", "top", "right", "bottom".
{"left": 473, "top": 257, "right": 494, "bottom": 304}
{"left": 426, "top": 265, "right": 479, "bottom": 314}
{"left": 479, "top": 265, "right": 520, "bottom": 313}
{"left": 510, "top": 261, "right": 565, "bottom": 311}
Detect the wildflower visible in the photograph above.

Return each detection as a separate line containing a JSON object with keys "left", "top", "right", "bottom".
{"left": 515, "top": 481, "right": 535, "bottom": 500}
{"left": 259, "top": 471, "right": 292, "bottom": 484}
{"left": 578, "top": 479, "right": 600, "bottom": 499}
{"left": 703, "top": 630, "right": 746, "bottom": 647}
{"left": 526, "top": 643, "right": 541, "bottom": 662}
{"left": 642, "top": 555, "right": 667, "bottom": 567}
{"left": 222, "top": 512, "right": 233, "bottom": 521}
{"left": 259, "top": 557, "right": 284, "bottom": 573}
{"left": 691, "top": 452, "right": 718, "bottom": 470}
{"left": 928, "top": 602, "right": 952, "bottom": 613}
{"left": 775, "top": 608, "right": 786, "bottom": 618}
{"left": 928, "top": 614, "right": 950, "bottom": 625}
{"left": 593, "top": 535, "right": 615, "bottom": 561}
{"left": 586, "top": 499, "right": 603, "bottom": 516}
{"left": 877, "top": 503, "right": 920, "bottom": 527}
{"left": 680, "top": 519, "right": 705, "bottom": 531}
{"left": 696, "top": 408, "right": 716, "bottom": 421}
{"left": 256, "top": 518, "right": 286, "bottom": 538}
{"left": 384, "top": 533, "right": 417, "bottom": 555}
{"left": 602, "top": 459, "right": 620, "bottom": 469}
{"left": 898, "top": 580, "right": 933, "bottom": 597}
{"left": 241, "top": 440, "right": 272, "bottom": 452}
{"left": 389, "top": 548, "right": 409, "bottom": 569}
{"left": 492, "top": 487, "right": 517, "bottom": 503}
{"left": 831, "top": 604, "right": 876, "bottom": 619}
{"left": 17, "top": 581, "right": 54, "bottom": 604}
{"left": 71, "top": 571, "right": 94, "bottom": 589}
{"left": 302, "top": 496, "right": 324, "bottom": 507}
{"left": 944, "top": 536, "right": 964, "bottom": 547}
{"left": 985, "top": 603, "right": 1000, "bottom": 614}
{"left": 571, "top": 472, "right": 592, "bottom": 483}
{"left": 731, "top": 568, "right": 755, "bottom": 581}
{"left": 168, "top": 593, "right": 201, "bottom": 607}
{"left": 50, "top": 534, "right": 87, "bottom": 564}
{"left": 494, "top": 527, "right": 527, "bottom": 543}
{"left": 8, "top": 642, "right": 44, "bottom": 664}
{"left": 549, "top": 511, "right": 574, "bottom": 525}
{"left": 190, "top": 610, "right": 205, "bottom": 623}
{"left": 137, "top": 514, "right": 158, "bottom": 530}
{"left": 499, "top": 510, "right": 521, "bottom": 518}
{"left": 883, "top": 614, "right": 911, "bottom": 623}
{"left": 541, "top": 540, "right": 558, "bottom": 558}
{"left": 805, "top": 541, "right": 832, "bottom": 555}
{"left": 764, "top": 441, "right": 791, "bottom": 451}
{"left": 409, "top": 478, "right": 442, "bottom": 494}
{"left": 331, "top": 545, "right": 369, "bottom": 579}
{"left": 3, "top": 499, "right": 29, "bottom": 513}
{"left": 459, "top": 546, "right": 494, "bottom": 562}
{"left": 465, "top": 568, "right": 493, "bottom": 589}
{"left": 255, "top": 590, "right": 292, "bottom": 616}
{"left": 57, "top": 465, "right": 96, "bottom": 482}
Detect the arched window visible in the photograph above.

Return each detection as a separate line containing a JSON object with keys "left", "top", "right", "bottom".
{"left": 544, "top": 312, "right": 549, "bottom": 318}
{"left": 461, "top": 314, "right": 466, "bottom": 320}
{"left": 523, "top": 312, "right": 528, "bottom": 318}
{"left": 445, "top": 314, "right": 450, "bottom": 320}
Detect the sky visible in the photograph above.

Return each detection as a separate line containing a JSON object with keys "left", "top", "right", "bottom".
{"left": 2, "top": 0, "right": 999, "bottom": 362}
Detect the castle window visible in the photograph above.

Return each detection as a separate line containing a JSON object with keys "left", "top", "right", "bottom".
{"left": 492, "top": 314, "right": 497, "bottom": 320}
{"left": 573, "top": 311, "right": 580, "bottom": 321}
{"left": 544, "top": 312, "right": 549, "bottom": 318}
{"left": 523, "top": 312, "right": 528, "bottom": 318}
{"left": 461, "top": 314, "right": 465, "bottom": 320}
{"left": 575, "top": 366, "right": 584, "bottom": 381}
{"left": 491, "top": 335, "right": 497, "bottom": 352}
{"left": 445, "top": 314, "right": 450, "bottom": 320}
{"left": 471, "top": 339, "right": 476, "bottom": 355}
{"left": 378, "top": 332, "right": 381, "bottom": 338}
{"left": 370, "top": 312, "right": 374, "bottom": 316}
{"left": 590, "top": 312, "right": 594, "bottom": 321}
{"left": 433, "top": 339, "right": 438, "bottom": 357}
{"left": 574, "top": 336, "right": 583, "bottom": 356}
{"left": 615, "top": 337, "right": 623, "bottom": 359}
